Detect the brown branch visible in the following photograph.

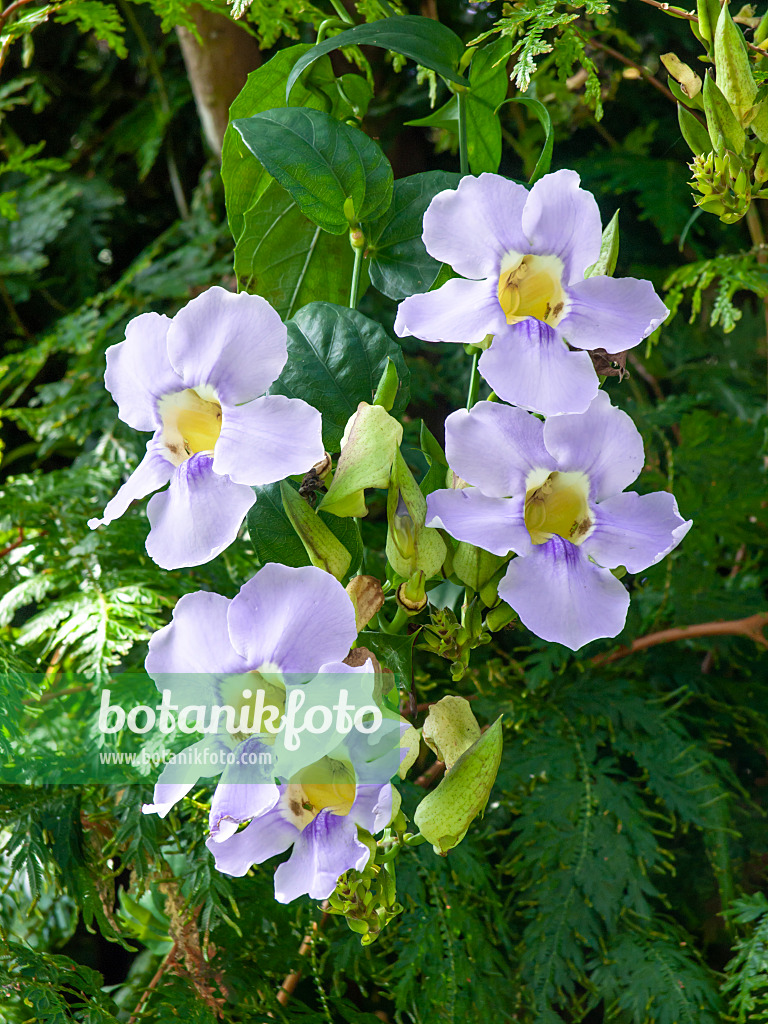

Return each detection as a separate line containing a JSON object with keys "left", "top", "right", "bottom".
{"left": 636, "top": 0, "right": 767, "bottom": 55}
{"left": 589, "top": 37, "right": 678, "bottom": 105}
{"left": 0, "top": 0, "right": 38, "bottom": 30}
{"left": 0, "top": 526, "right": 24, "bottom": 559}
{"left": 275, "top": 906, "right": 329, "bottom": 1009}
{"left": 127, "top": 943, "right": 179, "bottom": 1024}
{"left": 592, "top": 611, "right": 768, "bottom": 665}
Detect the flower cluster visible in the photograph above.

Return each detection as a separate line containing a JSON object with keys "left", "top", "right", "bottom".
{"left": 97, "top": 166, "right": 690, "bottom": 911}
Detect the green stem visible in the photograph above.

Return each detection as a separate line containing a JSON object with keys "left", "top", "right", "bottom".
{"left": 466, "top": 350, "right": 480, "bottom": 410}
{"left": 328, "top": 0, "right": 354, "bottom": 23}
{"left": 458, "top": 90, "right": 469, "bottom": 177}
{"left": 349, "top": 243, "right": 364, "bottom": 309}
{"left": 379, "top": 606, "right": 409, "bottom": 634}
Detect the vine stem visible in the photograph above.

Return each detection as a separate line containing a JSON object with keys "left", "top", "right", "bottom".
{"left": 349, "top": 242, "right": 363, "bottom": 309}
{"left": 591, "top": 611, "right": 768, "bottom": 665}
{"left": 466, "top": 350, "right": 480, "bottom": 410}
{"left": 457, "top": 89, "right": 469, "bottom": 177}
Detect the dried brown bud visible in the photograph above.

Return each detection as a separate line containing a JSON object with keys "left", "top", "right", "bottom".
{"left": 345, "top": 575, "right": 385, "bottom": 631}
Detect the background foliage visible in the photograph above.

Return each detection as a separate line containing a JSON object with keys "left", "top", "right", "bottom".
{"left": 1, "top": 0, "right": 768, "bottom": 1022}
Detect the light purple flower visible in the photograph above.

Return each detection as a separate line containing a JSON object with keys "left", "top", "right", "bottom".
{"left": 88, "top": 286, "right": 324, "bottom": 569}
{"left": 426, "top": 392, "right": 691, "bottom": 651}
{"left": 141, "top": 562, "right": 360, "bottom": 819}
{"left": 206, "top": 773, "right": 394, "bottom": 903}
{"left": 394, "top": 171, "right": 669, "bottom": 416}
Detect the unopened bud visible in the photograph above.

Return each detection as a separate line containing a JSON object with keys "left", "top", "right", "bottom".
{"left": 386, "top": 450, "right": 447, "bottom": 578}
{"left": 485, "top": 601, "right": 516, "bottom": 632}
{"left": 714, "top": 3, "right": 756, "bottom": 124}
{"left": 703, "top": 74, "right": 746, "bottom": 155}
{"left": 414, "top": 717, "right": 503, "bottom": 855}
{"left": 396, "top": 571, "right": 427, "bottom": 614}
{"left": 280, "top": 480, "right": 351, "bottom": 580}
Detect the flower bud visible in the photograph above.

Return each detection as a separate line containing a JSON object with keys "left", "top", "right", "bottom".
{"left": 714, "top": 3, "right": 756, "bottom": 124}
{"left": 703, "top": 74, "right": 746, "bottom": 155}
{"left": 452, "top": 541, "right": 507, "bottom": 593}
{"left": 485, "top": 601, "right": 516, "bottom": 632}
{"left": 319, "top": 403, "right": 403, "bottom": 518}
{"left": 396, "top": 571, "right": 428, "bottom": 614}
{"left": 697, "top": 0, "right": 721, "bottom": 45}
{"left": 422, "top": 696, "right": 481, "bottom": 770}
{"left": 414, "top": 717, "right": 503, "bottom": 855}
{"left": 678, "top": 103, "right": 712, "bottom": 156}
{"left": 372, "top": 358, "right": 400, "bottom": 412}
{"left": 280, "top": 480, "right": 351, "bottom": 580}
{"left": 386, "top": 450, "right": 447, "bottom": 578}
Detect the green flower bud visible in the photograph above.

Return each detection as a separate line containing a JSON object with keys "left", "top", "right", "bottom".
{"left": 396, "top": 570, "right": 428, "bottom": 614}
{"left": 452, "top": 541, "right": 508, "bottom": 593}
{"left": 319, "top": 403, "right": 403, "bottom": 518}
{"left": 485, "top": 600, "right": 516, "bottom": 632}
{"left": 372, "top": 358, "right": 400, "bottom": 412}
{"left": 714, "top": 3, "right": 756, "bottom": 124}
{"left": 414, "top": 717, "right": 503, "bottom": 855}
{"left": 678, "top": 103, "right": 713, "bottom": 156}
{"left": 386, "top": 449, "right": 447, "bottom": 578}
{"left": 280, "top": 480, "right": 352, "bottom": 579}
{"left": 697, "top": 0, "right": 721, "bottom": 46}
{"left": 422, "top": 695, "right": 481, "bottom": 770}
{"left": 756, "top": 144, "right": 768, "bottom": 184}
{"left": 703, "top": 74, "right": 746, "bottom": 155}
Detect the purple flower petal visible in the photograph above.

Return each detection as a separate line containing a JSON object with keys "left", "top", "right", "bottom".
{"left": 226, "top": 563, "right": 358, "bottom": 673}
{"left": 209, "top": 741, "right": 280, "bottom": 841}
{"left": 145, "top": 454, "right": 256, "bottom": 569}
{"left": 521, "top": 169, "right": 602, "bottom": 284}
{"left": 427, "top": 488, "right": 530, "bottom": 557}
{"left": 350, "top": 782, "right": 393, "bottom": 834}
{"left": 166, "top": 287, "right": 287, "bottom": 406}
{"left": 142, "top": 735, "right": 229, "bottom": 818}
{"left": 213, "top": 395, "right": 324, "bottom": 486}
{"left": 146, "top": 591, "right": 248, "bottom": 677}
{"left": 206, "top": 803, "right": 297, "bottom": 877}
{"left": 562, "top": 276, "right": 669, "bottom": 353}
{"left": 443, "top": 400, "right": 553, "bottom": 497}
{"left": 543, "top": 390, "right": 644, "bottom": 501}
{"left": 273, "top": 809, "right": 369, "bottom": 902}
{"left": 104, "top": 313, "right": 185, "bottom": 432}
{"left": 394, "top": 276, "right": 505, "bottom": 345}
{"left": 479, "top": 321, "right": 599, "bottom": 416}
{"left": 498, "top": 536, "right": 630, "bottom": 651}
{"left": 422, "top": 173, "right": 530, "bottom": 278}
{"left": 88, "top": 437, "right": 173, "bottom": 529}
{"left": 582, "top": 490, "right": 692, "bottom": 573}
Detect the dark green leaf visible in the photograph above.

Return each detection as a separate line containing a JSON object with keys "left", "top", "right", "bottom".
{"left": 360, "top": 630, "right": 416, "bottom": 686}
{"left": 405, "top": 94, "right": 459, "bottom": 129}
{"left": 367, "top": 170, "right": 460, "bottom": 300}
{"left": 286, "top": 16, "right": 467, "bottom": 99}
{"left": 499, "top": 95, "right": 554, "bottom": 184}
{"left": 233, "top": 107, "right": 393, "bottom": 234}
{"left": 465, "top": 39, "right": 509, "bottom": 174}
{"left": 269, "top": 302, "right": 410, "bottom": 450}
{"left": 222, "top": 44, "right": 356, "bottom": 245}
{"left": 419, "top": 420, "right": 449, "bottom": 496}
{"left": 585, "top": 210, "right": 620, "bottom": 278}
{"left": 234, "top": 178, "right": 354, "bottom": 318}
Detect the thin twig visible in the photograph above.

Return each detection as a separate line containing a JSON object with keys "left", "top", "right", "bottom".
{"left": 589, "top": 37, "right": 679, "bottom": 105}
{"left": 127, "top": 942, "right": 179, "bottom": 1024}
{"left": 591, "top": 611, "right": 768, "bottom": 665}
{"left": 636, "top": 0, "right": 767, "bottom": 55}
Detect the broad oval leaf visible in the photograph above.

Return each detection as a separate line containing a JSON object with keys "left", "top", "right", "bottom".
{"left": 232, "top": 107, "right": 393, "bottom": 235}
{"left": 269, "top": 302, "right": 410, "bottom": 450}
{"left": 285, "top": 16, "right": 467, "bottom": 99}
{"left": 222, "top": 44, "right": 358, "bottom": 245}
{"left": 235, "top": 178, "right": 355, "bottom": 318}
{"left": 367, "top": 170, "right": 460, "bottom": 300}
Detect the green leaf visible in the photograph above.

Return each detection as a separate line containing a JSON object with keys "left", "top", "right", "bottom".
{"left": 248, "top": 480, "right": 362, "bottom": 577}
{"left": 702, "top": 73, "right": 745, "bottom": 155}
{"left": 367, "top": 170, "right": 460, "bottom": 300}
{"left": 585, "top": 210, "right": 620, "bottom": 278}
{"left": 419, "top": 420, "right": 449, "bottom": 497}
{"left": 280, "top": 480, "right": 354, "bottom": 580}
{"left": 465, "top": 40, "right": 509, "bottom": 174}
{"left": 285, "top": 16, "right": 467, "bottom": 99}
{"left": 222, "top": 44, "right": 356, "bottom": 245}
{"left": 359, "top": 630, "right": 416, "bottom": 685}
{"left": 405, "top": 94, "right": 458, "bottom": 130}
{"left": 500, "top": 95, "right": 554, "bottom": 184}
{"left": 232, "top": 107, "right": 393, "bottom": 235}
{"left": 269, "top": 302, "right": 409, "bottom": 451}
{"left": 234, "top": 178, "right": 354, "bottom": 318}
